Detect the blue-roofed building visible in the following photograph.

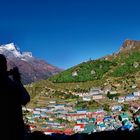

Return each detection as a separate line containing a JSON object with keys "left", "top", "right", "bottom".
{"left": 125, "top": 94, "right": 135, "bottom": 101}
{"left": 121, "top": 119, "right": 133, "bottom": 131}
{"left": 76, "top": 109, "right": 87, "bottom": 114}
{"left": 103, "top": 116, "right": 113, "bottom": 122}
{"left": 112, "top": 105, "right": 123, "bottom": 112}
{"left": 121, "top": 123, "right": 133, "bottom": 131}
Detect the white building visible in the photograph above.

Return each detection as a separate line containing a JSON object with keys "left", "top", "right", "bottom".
{"left": 110, "top": 91, "right": 117, "bottom": 95}
{"left": 133, "top": 91, "right": 140, "bottom": 97}
{"left": 33, "top": 110, "right": 41, "bottom": 115}
{"left": 89, "top": 87, "right": 102, "bottom": 95}
{"left": 83, "top": 96, "right": 91, "bottom": 101}
{"left": 92, "top": 94, "right": 103, "bottom": 100}
{"left": 72, "top": 71, "right": 78, "bottom": 76}
{"left": 54, "top": 104, "right": 65, "bottom": 110}
{"left": 73, "top": 124, "right": 85, "bottom": 132}
{"left": 118, "top": 97, "right": 125, "bottom": 103}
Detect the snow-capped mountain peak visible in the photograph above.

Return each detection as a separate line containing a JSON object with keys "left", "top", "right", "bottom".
{"left": 4, "top": 43, "right": 17, "bottom": 51}
{"left": 0, "top": 43, "right": 21, "bottom": 57}
{"left": 0, "top": 42, "right": 61, "bottom": 84}
{"left": 0, "top": 43, "right": 33, "bottom": 59}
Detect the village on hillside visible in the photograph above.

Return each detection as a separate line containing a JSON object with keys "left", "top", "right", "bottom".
{"left": 23, "top": 87, "right": 140, "bottom": 135}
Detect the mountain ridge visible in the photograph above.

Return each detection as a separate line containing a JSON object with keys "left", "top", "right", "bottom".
{"left": 0, "top": 43, "right": 62, "bottom": 84}
{"left": 47, "top": 39, "right": 140, "bottom": 91}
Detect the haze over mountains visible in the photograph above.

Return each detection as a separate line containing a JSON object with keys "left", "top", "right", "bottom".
{"left": 0, "top": 43, "right": 62, "bottom": 84}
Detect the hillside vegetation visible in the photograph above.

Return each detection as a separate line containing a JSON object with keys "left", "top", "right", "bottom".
{"left": 49, "top": 52, "right": 140, "bottom": 84}
{"left": 49, "top": 60, "right": 116, "bottom": 83}
{"left": 112, "top": 52, "right": 140, "bottom": 77}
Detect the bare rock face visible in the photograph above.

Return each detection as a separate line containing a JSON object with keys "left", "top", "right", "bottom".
{"left": 0, "top": 43, "right": 62, "bottom": 84}
{"left": 119, "top": 39, "right": 140, "bottom": 53}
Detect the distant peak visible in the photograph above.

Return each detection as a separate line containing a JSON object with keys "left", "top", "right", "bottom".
{"left": 0, "top": 43, "right": 33, "bottom": 58}
{"left": 122, "top": 39, "right": 136, "bottom": 47}
{"left": 118, "top": 39, "right": 140, "bottom": 53}
{"left": 4, "top": 43, "right": 17, "bottom": 50}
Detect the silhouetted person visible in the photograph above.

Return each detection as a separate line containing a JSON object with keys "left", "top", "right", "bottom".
{"left": 0, "top": 54, "right": 30, "bottom": 140}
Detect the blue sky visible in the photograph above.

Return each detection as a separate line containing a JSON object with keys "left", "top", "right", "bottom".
{"left": 0, "top": 0, "right": 140, "bottom": 69}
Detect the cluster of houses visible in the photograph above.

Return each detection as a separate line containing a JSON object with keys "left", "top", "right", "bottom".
{"left": 118, "top": 90, "right": 140, "bottom": 103}
{"left": 23, "top": 100, "right": 140, "bottom": 135}
{"left": 72, "top": 87, "right": 104, "bottom": 101}
{"left": 22, "top": 87, "right": 140, "bottom": 135}
{"left": 71, "top": 87, "right": 140, "bottom": 103}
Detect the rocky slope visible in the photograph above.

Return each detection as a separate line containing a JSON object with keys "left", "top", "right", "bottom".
{"left": 118, "top": 39, "right": 140, "bottom": 53}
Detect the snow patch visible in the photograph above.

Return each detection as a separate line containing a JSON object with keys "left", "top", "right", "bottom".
{"left": 22, "top": 52, "right": 33, "bottom": 58}
{"left": 4, "top": 43, "right": 16, "bottom": 51}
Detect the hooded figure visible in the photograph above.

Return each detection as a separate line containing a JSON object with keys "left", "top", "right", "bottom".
{"left": 0, "top": 54, "right": 30, "bottom": 140}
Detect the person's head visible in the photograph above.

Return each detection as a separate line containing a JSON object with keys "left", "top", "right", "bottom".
{"left": 0, "top": 54, "right": 7, "bottom": 73}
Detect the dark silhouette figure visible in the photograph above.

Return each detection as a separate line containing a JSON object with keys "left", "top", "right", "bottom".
{"left": 0, "top": 54, "right": 30, "bottom": 140}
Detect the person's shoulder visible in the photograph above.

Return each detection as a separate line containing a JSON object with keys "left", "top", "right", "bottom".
{"left": 6, "top": 76, "right": 16, "bottom": 84}
{"left": 5, "top": 76, "right": 22, "bottom": 89}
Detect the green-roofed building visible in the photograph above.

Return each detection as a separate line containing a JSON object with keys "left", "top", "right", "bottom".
{"left": 83, "top": 124, "right": 96, "bottom": 134}
{"left": 119, "top": 113, "right": 130, "bottom": 121}
{"left": 122, "top": 119, "right": 128, "bottom": 125}
{"left": 136, "top": 116, "right": 140, "bottom": 124}
{"left": 89, "top": 118, "right": 96, "bottom": 123}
